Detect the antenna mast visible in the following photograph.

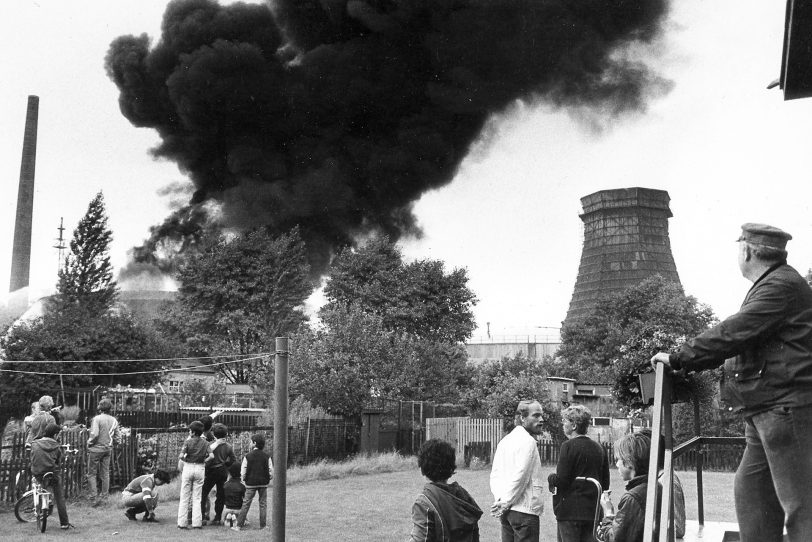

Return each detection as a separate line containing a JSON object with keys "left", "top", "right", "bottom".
{"left": 54, "top": 217, "right": 66, "bottom": 272}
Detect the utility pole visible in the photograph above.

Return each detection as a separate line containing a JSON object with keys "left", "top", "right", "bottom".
{"left": 53, "top": 217, "right": 66, "bottom": 273}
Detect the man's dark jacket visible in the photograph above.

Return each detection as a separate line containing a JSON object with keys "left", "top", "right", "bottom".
{"left": 550, "top": 435, "right": 610, "bottom": 521}
{"left": 670, "top": 263, "right": 812, "bottom": 414}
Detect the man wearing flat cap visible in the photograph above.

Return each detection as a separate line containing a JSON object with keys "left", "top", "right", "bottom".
{"left": 652, "top": 223, "right": 812, "bottom": 542}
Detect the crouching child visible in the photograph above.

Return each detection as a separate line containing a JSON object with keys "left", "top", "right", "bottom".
{"left": 123, "top": 470, "right": 171, "bottom": 522}
{"left": 223, "top": 461, "right": 246, "bottom": 528}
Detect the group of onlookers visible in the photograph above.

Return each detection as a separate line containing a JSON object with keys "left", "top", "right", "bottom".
{"left": 172, "top": 417, "right": 273, "bottom": 531}
{"left": 409, "top": 223, "right": 812, "bottom": 542}
{"left": 408, "top": 400, "right": 682, "bottom": 542}
{"left": 21, "top": 399, "right": 273, "bottom": 533}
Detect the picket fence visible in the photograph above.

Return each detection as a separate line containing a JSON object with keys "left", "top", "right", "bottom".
{"left": 0, "top": 428, "right": 137, "bottom": 503}
{"left": 425, "top": 417, "right": 744, "bottom": 472}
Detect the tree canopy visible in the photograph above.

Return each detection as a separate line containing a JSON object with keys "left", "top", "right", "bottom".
{"left": 0, "top": 193, "right": 173, "bottom": 426}
{"left": 556, "top": 275, "right": 717, "bottom": 384}
{"left": 160, "top": 227, "right": 312, "bottom": 383}
{"left": 323, "top": 236, "right": 477, "bottom": 343}
{"left": 288, "top": 304, "right": 472, "bottom": 417}
{"left": 54, "top": 191, "right": 118, "bottom": 316}
{"left": 554, "top": 275, "right": 725, "bottom": 438}
{"left": 462, "top": 353, "right": 564, "bottom": 438}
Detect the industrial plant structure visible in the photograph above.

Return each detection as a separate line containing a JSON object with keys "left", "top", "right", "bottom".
{"left": 564, "top": 187, "right": 681, "bottom": 325}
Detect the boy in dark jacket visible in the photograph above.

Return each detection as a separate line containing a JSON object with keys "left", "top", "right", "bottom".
{"left": 597, "top": 432, "right": 655, "bottom": 542}
{"left": 202, "top": 423, "right": 236, "bottom": 525}
{"left": 30, "top": 423, "right": 73, "bottom": 530}
{"left": 231, "top": 434, "right": 273, "bottom": 532}
{"left": 223, "top": 462, "right": 246, "bottom": 528}
{"left": 409, "top": 439, "right": 483, "bottom": 542}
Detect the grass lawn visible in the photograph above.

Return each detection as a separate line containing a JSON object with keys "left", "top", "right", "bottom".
{"left": 0, "top": 467, "right": 737, "bottom": 541}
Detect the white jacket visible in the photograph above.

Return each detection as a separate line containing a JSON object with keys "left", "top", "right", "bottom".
{"left": 489, "top": 426, "right": 544, "bottom": 516}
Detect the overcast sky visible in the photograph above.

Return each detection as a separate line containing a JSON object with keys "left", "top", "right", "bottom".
{"left": 2, "top": 1, "right": 811, "bottom": 341}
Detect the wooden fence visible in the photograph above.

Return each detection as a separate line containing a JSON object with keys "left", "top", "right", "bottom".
{"left": 426, "top": 417, "right": 745, "bottom": 472}
{"left": 0, "top": 427, "right": 137, "bottom": 503}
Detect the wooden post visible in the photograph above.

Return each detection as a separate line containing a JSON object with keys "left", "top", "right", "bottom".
{"left": 273, "top": 339, "right": 289, "bottom": 542}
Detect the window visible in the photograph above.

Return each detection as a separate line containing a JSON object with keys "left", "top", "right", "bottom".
{"left": 168, "top": 380, "right": 182, "bottom": 393}
{"left": 592, "top": 417, "right": 611, "bottom": 426}
{"left": 578, "top": 388, "right": 595, "bottom": 395}
{"left": 561, "top": 383, "right": 569, "bottom": 392}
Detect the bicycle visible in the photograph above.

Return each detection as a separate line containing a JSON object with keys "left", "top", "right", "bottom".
{"left": 14, "top": 472, "right": 54, "bottom": 532}
{"left": 14, "top": 443, "right": 79, "bottom": 532}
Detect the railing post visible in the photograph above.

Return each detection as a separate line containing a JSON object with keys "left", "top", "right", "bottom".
{"left": 659, "top": 377, "right": 674, "bottom": 542}
{"left": 273, "top": 339, "right": 289, "bottom": 542}
{"left": 643, "top": 363, "right": 671, "bottom": 542}
{"left": 694, "top": 395, "right": 705, "bottom": 525}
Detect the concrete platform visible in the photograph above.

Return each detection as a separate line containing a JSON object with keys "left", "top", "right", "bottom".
{"left": 678, "top": 520, "right": 739, "bottom": 541}
{"left": 679, "top": 520, "right": 788, "bottom": 541}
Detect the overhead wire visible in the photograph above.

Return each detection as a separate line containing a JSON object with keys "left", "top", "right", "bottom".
{"left": 0, "top": 353, "right": 272, "bottom": 377}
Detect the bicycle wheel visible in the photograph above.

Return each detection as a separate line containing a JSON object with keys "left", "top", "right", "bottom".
{"left": 14, "top": 492, "right": 36, "bottom": 522}
{"left": 39, "top": 509, "right": 48, "bottom": 533}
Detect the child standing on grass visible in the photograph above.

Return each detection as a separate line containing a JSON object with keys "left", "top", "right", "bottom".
{"left": 597, "top": 432, "right": 654, "bottom": 542}
{"left": 231, "top": 433, "right": 273, "bottom": 532}
{"left": 201, "top": 422, "right": 236, "bottom": 526}
{"left": 223, "top": 461, "right": 246, "bottom": 528}
{"left": 30, "top": 423, "right": 74, "bottom": 530}
{"left": 409, "top": 439, "right": 483, "bottom": 542}
{"left": 177, "top": 420, "right": 213, "bottom": 529}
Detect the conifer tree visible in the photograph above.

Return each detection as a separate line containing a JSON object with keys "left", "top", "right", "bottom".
{"left": 55, "top": 191, "right": 118, "bottom": 316}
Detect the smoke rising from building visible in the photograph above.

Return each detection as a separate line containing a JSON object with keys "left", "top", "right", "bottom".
{"left": 106, "top": 0, "right": 671, "bottom": 275}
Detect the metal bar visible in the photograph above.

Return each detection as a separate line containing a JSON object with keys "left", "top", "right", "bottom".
{"left": 643, "top": 364, "right": 666, "bottom": 542}
{"left": 659, "top": 382, "right": 673, "bottom": 542}
{"left": 273, "top": 341, "right": 289, "bottom": 542}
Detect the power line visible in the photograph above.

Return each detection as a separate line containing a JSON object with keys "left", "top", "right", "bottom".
{"left": 0, "top": 354, "right": 270, "bottom": 377}
{"left": 0, "top": 352, "right": 273, "bottom": 364}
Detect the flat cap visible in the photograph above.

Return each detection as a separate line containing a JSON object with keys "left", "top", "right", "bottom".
{"left": 738, "top": 223, "right": 793, "bottom": 249}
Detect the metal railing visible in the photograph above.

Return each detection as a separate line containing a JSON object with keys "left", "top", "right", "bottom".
{"left": 642, "top": 364, "right": 745, "bottom": 542}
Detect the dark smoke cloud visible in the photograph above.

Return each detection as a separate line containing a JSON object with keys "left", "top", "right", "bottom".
{"left": 106, "top": 0, "right": 671, "bottom": 276}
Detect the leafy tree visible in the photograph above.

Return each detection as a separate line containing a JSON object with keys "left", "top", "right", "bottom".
{"left": 160, "top": 227, "right": 312, "bottom": 383}
{"left": 556, "top": 275, "right": 716, "bottom": 383}
{"left": 556, "top": 275, "right": 731, "bottom": 440}
{"left": 54, "top": 191, "right": 118, "bottom": 316}
{"left": 0, "top": 308, "right": 174, "bottom": 423}
{"left": 287, "top": 304, "right": 472, "bottom": 416}
{"left": 462, "top": 353, "right": 564, "bottom": 439}
{"left": 323, "top": 237, "right": 477, "bottom": 343}
{"left": 0, "top": 193, "right": 172, "bottom": 426}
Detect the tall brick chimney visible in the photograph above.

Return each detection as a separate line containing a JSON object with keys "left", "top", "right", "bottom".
{"left": 564, "top": 187, "right": 681, "bottom": 326}
{"left": 9, "top": 95, "right": 39, "bottom": 299}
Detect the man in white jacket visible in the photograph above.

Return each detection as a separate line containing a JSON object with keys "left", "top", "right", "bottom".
{"left": 490, "top": 400, "right": 545, "bottom": 542}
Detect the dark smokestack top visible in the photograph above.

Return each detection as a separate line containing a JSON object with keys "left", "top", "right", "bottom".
{"left": 9, "top": 95, "right": 39, "bottom": 294}
{"left": 106, "top": 0, "right": 672, "bottom": 275}
{"left": 565, "top": 187, "right": 680, "bottom": 325}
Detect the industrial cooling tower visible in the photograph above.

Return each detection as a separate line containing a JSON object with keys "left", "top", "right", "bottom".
{"left": 564, "top": 187, "right": 681, "bottom": 325}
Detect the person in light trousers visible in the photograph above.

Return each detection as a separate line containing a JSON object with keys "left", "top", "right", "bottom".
{"left": 177, "top": 420, "right": 213, "bottom": 529}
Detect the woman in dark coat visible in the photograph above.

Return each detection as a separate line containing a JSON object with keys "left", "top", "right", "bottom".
{"left": 548, "top": 405, "right": 610, "bottom": 542}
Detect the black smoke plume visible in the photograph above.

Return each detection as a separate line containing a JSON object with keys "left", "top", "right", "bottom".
{"left": 106, "top": 0, "right": 671, "bottom": 276}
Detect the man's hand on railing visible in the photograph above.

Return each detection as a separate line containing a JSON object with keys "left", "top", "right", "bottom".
{"left": 651, "top": 352, "right": 674, "bottom": 371}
